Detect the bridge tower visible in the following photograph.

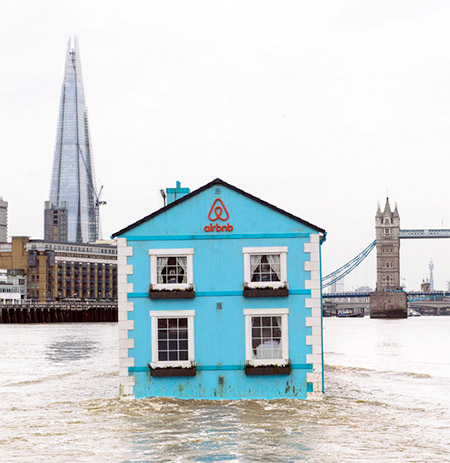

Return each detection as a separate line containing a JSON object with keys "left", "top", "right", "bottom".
{"left": 370, "top": 198, "right": 407, "bottom": 318}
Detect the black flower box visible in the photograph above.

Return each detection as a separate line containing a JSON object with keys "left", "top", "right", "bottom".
{"left": 149, "top": 365, "right": 197, "bottom": 377}
{"left": 243, "top": 288, "right": 289, "bottom": 298}
{"left": 149, "top": 289, "right": 195, "bottom": 299}
{"left": 244, "top": 364, "right": 291, "bottom": 376}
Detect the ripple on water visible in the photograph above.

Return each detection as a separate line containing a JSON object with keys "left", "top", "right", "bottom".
{"left": 2, "top": 321, "right": 450, "bottom": 462}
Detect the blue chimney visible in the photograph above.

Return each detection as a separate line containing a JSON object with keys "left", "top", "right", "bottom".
{"left": 166, "top": 181, "right": 190, "bottom": 205}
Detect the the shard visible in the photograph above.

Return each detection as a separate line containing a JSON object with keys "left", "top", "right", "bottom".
{"left": 45, "top": 36, "right": 100, "bottom": 243}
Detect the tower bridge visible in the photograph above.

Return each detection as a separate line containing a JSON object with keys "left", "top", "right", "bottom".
{"left": 322, "top": 198, "right": 450, "bottom": 318}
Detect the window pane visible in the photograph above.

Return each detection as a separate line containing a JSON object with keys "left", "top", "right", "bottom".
{"left": 252, "top": 327, "right": 261, "bottom": 338}
{"left": 169, "top": 341, "right": 177, "bottom": 350}
{"left": 158, "top": 340, "right": 168, "bottom": 351}
{"left": 252, "top": 338, "right": 261, "bottom": 349}
{"left": 158, "top": 318, "right": 168, "bottom": 329}
{"left": 179, "top": 340, "right": 188, "bottom": 350}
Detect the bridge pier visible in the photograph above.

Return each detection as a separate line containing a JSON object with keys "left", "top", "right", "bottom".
{"left": 370, "top": 291, "right": 407, "bottom": 318}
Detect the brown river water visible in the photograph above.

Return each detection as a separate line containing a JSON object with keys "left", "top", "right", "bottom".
{"left": 1, "top": 317, "right": 449, "bottom": 462}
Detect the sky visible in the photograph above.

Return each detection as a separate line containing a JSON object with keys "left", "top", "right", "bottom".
{"left": 1, "top": 0, "right": 449, "bottom": 291}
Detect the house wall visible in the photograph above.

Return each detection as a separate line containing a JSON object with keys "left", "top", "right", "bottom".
{"left": 117, "top": 185, "right": 323, "bottom": 399}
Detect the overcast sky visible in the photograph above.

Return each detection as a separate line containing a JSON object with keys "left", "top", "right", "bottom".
{"left": 1, "top": 1, "right": 449, "bottom": 291}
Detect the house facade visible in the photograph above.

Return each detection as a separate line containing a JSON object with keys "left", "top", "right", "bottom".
{"left": 113, "top": 179, "right": 326, "bottom": 399}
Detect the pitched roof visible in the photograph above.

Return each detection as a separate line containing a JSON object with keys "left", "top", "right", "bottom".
{"left": 112, "top": 178, "right": 326, "bottom": 237}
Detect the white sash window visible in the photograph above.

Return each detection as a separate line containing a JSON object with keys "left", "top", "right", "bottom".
{"left": 243, "top": 246, "right": 288, "bottom": 288}
{"left": 149, "top": 249, "right": 194, "bottom": 290}
{"left": 150, "top": 310, "right": 195, "bottom": 368}
{"left": 244, "top": 308, "right": 289, "bottom": 366}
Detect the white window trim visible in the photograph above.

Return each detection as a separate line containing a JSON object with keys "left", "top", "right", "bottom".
{"left": 243, "top": 308, "right": 289, "bottom": 366}
{"left": 149, "top": 310, "right": 195, "bottom": 368}
{"left": 149, "top": 248, "right": 194, "bottom": 291}
{"left": 242, "top": 246, "right": 288, "bottom": 289}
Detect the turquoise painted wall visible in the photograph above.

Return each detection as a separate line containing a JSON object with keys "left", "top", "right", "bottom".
{"left": 119, "top": 184, "right": 322, "bottom": 399}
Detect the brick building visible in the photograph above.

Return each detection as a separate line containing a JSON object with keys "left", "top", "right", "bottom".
{"left": 0, "top": 237, "right": 117, "bottom": 302}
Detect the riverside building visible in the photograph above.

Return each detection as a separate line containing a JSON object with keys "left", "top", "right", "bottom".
{"left": 0, "top": 237, "right": 117, "bottom": 303}
{"left": 0, "top": 269, "right": 26, "bottom": 303}
{"left": 113, "top": 179, "right": 326, "bottom": 400}
{"left": 45, "top": 36, "right": 102, "bottom": 243}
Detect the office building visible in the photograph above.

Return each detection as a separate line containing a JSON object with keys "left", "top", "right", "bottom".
{"left": 46, "top": 36, "right": 100, "bottom": 243}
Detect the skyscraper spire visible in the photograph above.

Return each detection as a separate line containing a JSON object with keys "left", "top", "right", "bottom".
{"left": 45, "top": 36, "right": 100, "bottom": 243}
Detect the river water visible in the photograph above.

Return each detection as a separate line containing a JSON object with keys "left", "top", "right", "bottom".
{"left": 1, "top": 317, "right": 449, "bottom": 462}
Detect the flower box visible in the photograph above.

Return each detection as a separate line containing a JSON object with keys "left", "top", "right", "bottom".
{"left": 149, "top": 289, "right": 195, "bottom": 299}
{"left": 244, "top": 364, "right": 291, "bottom": 376}
{"left": 243, "top": 287, "right": 289, "bottom": 298}
{"left": 149, "top": 365, "right": 197, "bottom": 377}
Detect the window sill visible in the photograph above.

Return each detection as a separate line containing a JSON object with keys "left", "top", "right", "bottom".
{"left": 244, "top": 364, "right": 291, "bottom": 376}
{"left": 243, "top": 287, "right": 289, "bottom": 298}
{"left": 149, "top": 289, "right": 195, "bottom": 299}
{"left": 149, "top": 365, "right": 197, "bottom": 377}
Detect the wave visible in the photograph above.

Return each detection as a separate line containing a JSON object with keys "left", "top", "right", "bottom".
{"left": 3, "top": 371, "right": 77, "bottom": 387}
{"left": 325, "top": 364, "right": 432, "bottom": 379}
{"left": 325, "top": 364, "right": 375, "bottom": 374}
{"left": 392, "top": 371, "right": 431, "bottom": 379}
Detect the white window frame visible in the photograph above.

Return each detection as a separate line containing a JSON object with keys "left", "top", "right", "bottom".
{"left": 149, "top": 248, "right": 194, "bottom": 290}
{"left": 244, "top": 308, "right": 289, "bottom": 366}
{"left": 242, "top": 246, "right": 288, "bottom": 289}
{"left": 150, "top": 310, "right": 195, "bottom": 368}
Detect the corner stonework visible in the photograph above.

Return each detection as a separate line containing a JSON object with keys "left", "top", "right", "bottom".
{"left": 117, "top": 237, "right": 135, "bottom": 398}
{"left": 304, "top": 233, "right": 323, "bottom": 399}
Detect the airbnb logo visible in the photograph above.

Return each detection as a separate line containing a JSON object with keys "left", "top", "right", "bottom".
{"left": 204, "top": 198, "right": 233, "bottom": 233}
{"left": 208, "top": 199, "right": 229, "bottom": 221}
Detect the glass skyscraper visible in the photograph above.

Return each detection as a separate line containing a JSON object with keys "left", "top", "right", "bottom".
{"left": 46, "top": 36, "right": 100, "bottom": 243}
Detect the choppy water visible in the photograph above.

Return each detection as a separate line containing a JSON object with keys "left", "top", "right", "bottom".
{"left": 1, "top": 318, "right": 449, "bottom": 462}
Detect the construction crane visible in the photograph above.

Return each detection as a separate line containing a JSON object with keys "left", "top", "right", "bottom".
{"left": 77, "top": 143, "right": 107, "bottom": 240}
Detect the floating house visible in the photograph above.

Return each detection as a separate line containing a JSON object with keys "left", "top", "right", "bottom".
{"left": 113, "top": 179, "right": 326, "bottom": 399}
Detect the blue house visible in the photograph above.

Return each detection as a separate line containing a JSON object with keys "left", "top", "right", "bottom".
{"left": 113, "top": 179, "right": 326, "bottom": 399}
